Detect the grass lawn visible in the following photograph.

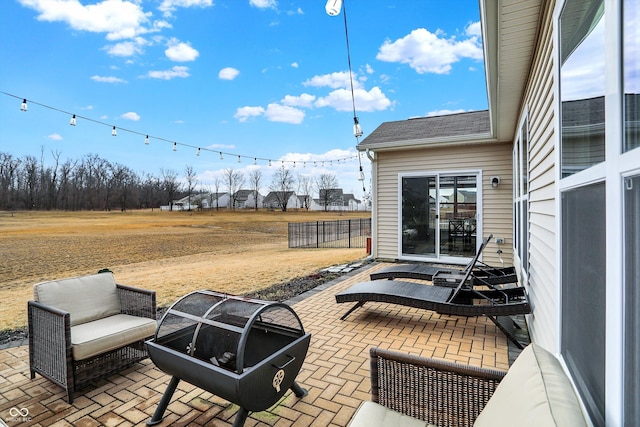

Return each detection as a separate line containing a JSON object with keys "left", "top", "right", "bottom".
{"left": 0, "top": 209, "right": 370, "bottom": 331}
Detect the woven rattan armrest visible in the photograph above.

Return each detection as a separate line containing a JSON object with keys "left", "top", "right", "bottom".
{"left": 116, "top": 284, "right": 156, "bottom": 319}
{"left": 28, "top": 300, "right": 73, "bottom": 395}
{"left": 369, "top": 347, "right": 507, "bottom": 427}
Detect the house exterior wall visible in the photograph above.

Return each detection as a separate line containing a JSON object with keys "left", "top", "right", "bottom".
{"left": 373, "top": 142, "right": 513, "bottom": 267}
{"left": 516, "top": 0, "right": 557, "bottom": 352}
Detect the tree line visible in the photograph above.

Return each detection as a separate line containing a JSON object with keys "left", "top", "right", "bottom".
{"left": 0, "top": 151, "right": 343, "bottom": 212}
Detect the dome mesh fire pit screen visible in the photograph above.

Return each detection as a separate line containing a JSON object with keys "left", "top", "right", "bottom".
{"left": 146, "top": 290, "right": 311, "bottom": 427}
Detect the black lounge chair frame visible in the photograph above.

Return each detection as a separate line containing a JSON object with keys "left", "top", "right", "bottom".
{"left": 335, "top": 235, "right": 531, "bottom": 348}
{"left": 370, "top": 234, "right": 517, "bottom": 287}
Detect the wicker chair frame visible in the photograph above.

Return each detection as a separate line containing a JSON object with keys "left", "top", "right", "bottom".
{"left": 369, "top": 347, "right": 506, "bottom": 427}
{"left": 28, "top": 284, "right": 156, "bottom": 403}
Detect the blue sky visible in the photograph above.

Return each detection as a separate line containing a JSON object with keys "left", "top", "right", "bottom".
{"left": 0, "top": 0, "right": 487, "bottom": 200}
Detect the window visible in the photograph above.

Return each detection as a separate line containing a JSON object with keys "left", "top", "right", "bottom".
{"left": 513, "top": 117, "right": 529, "bottom": 274}
{"left": 400, "top": 174, "right": 478, "bottom": 260}
{"left": 559, "top": 0, "right": 606, "bottom": 423}
{"left": 624, "top": 0, "right": 639, "bottom": 152}
{"left": 560, "top": 0, "right": 606, "bottom": 177}
{"left": 561, "top": 183, "right": 606, "bottom": 424}
{"left": 624, "top": 175, "right": 640, "bottom": 425}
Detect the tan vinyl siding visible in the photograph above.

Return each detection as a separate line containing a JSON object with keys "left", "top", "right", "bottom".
{"left": 374, "top": 142, "right": 513, "bottom": 266}
{"left": 518, "top": 0, "right": 557, "bottom": 350}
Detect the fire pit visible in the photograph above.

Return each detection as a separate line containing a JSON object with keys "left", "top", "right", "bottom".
{"left": 146, "top": 290, "right": 311, "bottom": 427}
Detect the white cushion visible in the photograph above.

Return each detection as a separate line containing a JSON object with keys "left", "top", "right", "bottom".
{"left": 71, "top": 314, "right": 157, "bottom": 360}
{"left": 474, "top": 344, "right": 587, "bottom": 427}
{"left": 34, "top": 272, "right": 121, "bottom": 326}
{"left": 347, "top": 401, "right": 430, "bottom": 427}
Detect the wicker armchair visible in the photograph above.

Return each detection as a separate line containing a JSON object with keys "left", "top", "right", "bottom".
{"left": 28, "top": 272, "right": 156, "bottom": 403}
{"left": 366, "top": 347, "right": 505, "bottom": 427}
{"left": 350, "top": 345, "right": 589, "bottom": 427}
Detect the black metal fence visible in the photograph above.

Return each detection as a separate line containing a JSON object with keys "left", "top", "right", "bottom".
{"left": 288, "top": 218, "right": 371, "bottom": 249}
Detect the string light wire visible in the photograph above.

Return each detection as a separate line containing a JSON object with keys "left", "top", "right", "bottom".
{"left": 1, "top": 90, "right": 359, "bottom": 167}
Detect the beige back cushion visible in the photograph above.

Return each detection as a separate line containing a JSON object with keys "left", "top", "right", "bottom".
{"left": 474, "top": 344, "right": 587, "bottom": 427}
{"left": 34, "top": 272, "right": 121, "bottom": 326}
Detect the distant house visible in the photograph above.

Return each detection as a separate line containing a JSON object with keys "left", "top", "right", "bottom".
{"left": 232, "top": 189, "right": 263, "bottom": 209}
{"left": 202, "top": 192, "right": 230, "bottom": 210}
{"left": 262, "top": 191, "right": 298, "bottom": 211}
{"left": 315, "top": 189, "right": 362, "bottom": 211}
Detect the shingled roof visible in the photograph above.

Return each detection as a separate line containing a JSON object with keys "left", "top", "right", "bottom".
{"left": 357, "top": 110, "right": 492, "bottom": 151}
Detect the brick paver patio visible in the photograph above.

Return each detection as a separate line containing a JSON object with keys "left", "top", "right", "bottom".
{"left": 0, "top": 263, "right": 517, "bottom": 426}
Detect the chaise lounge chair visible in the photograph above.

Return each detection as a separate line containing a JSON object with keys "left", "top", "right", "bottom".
{"left": 369, "top": 234, "right": 517, "bottom": 287}
{"left": 335, "top": 237, "right": 531, "bottom": 348}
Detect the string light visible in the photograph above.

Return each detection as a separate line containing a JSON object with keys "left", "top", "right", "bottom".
{"left": 196, "top": 148, "right": 201, "bottom": 156}
{"left": 2, "top": 91, "right": 360, "bottom": 167}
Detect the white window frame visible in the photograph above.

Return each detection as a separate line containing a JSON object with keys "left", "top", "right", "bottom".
{"left": 397, "top": 170, "right": 483, "bottom": 265}
{"left": 554, "top": 0, "right": 640, "bottom": 424}
{"left": 513, "top": 112, "right": 530, "bottom": 281}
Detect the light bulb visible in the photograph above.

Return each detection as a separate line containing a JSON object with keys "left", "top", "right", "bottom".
{"left": 220, "top": 152, "right": 224, "bottom": 160}
{"left": 359, "top": 166, "right": 365, "bottom": 181}
{"left": 254, "top": 158, "right": 257, "bottom": 165}
{"left": 325, "top": 0, "right": 342, "bottom": 16}
{"left": 196, "top": 148, "right": 201, "bottom": 156}
{"left": 20, "top": 99, "right": 27, "bottom": 112}
{"left": 145, "top": 135, "right": 149, "bottom": 145}
{"left": 173, "top": 142, "right": 177, "bottom": 151}
{"left": 268, "top": 160, "right": 272, "bottom": 167}
{"left": 112, "top": 126, "right": 117, "bottom": 136}
{"left": 70, "top": 114, "right": 76, "bottom": 126}
{"left": 237, "top": 155, "right": 241, "bottom": 163}
{"left": 353, "top": 117, "right": 363, "bottom": 138}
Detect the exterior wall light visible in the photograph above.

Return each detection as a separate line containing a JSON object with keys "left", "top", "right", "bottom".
{"left": 491, "top": 176, "right": 501, "bottom": 188}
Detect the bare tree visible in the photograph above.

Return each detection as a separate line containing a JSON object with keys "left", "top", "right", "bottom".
{"left": 248, "top": 168, "right": 262, "bottom": 211}
{"left": 297, "top": 174, "right": 313, "bottom": 211}
{"left": 315, "top": 173, "right": 341, "bottom": 211}
{"left": 269, "top": 166, "right": 295, "bottom": 212}
{"left": 161, "top": 168, "right": 181, "bottom": 211}
{"left": 224, "top": 168, "right": 245, "bottom": 209}
{"left": 184, "top": 165, "right": 198, "bottom": 211}
{"left": 213, "top": 177, "right": 222, "bottom": 210}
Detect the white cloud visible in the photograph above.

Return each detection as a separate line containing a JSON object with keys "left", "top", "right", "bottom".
{"left": 426, "top": 109, "right": 467, "bottom": 117}
{"left": 280, "top": 93, "right": 315, "bottom": 108}
{"left": 234, "top": 106, "right": 265, "bottom": 122}
{"left": 91, "top": 75, "right": 127, "bottom": 84}
{"left": 48, "top": 133, "right": 63, "bottom": 140}
{"left": 158, "top": 0, "right": 213, "bottom": 17}
{"left": 18, "top": 0, "right": 154, "bottom": 41}
{"left": 303, "top": 71, "right": 361, "bottom": 90}
{"left": 105, "top": 38, "right": 147, "bottom": 57}
{"left": 219, "top": 67, "right": 240, "bottom": 80}
{"left": 250, "top": 0, "right": 277, "bottom": 9}
{"left": 291, "top": 62, "right": 299, "bottom": 68}
{"left": 120, "top": 111, "right": 140, "bottom": 121}
{"left": 315, "top": 87, "right": 392, "bottom": 112}
{"left": 376, "top": 27, "right": 483, "bottom": 74}
{"left": 264, "top": 103, "right": 305, "bottom": 124}
{"left": 165, "top": 39, "right": 199, "bottom": 62}
{"left": 465, "top": 21, "right": 482, "bottom": 37}
{"left": 147, "top": 65, "right": 190, "bottom": 79}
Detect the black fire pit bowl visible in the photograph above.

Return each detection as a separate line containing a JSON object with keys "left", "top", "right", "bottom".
{"left": 145, "top": 290, "right": 311, "bottom": 427}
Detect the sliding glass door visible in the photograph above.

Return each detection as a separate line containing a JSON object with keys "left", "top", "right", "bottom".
{"left": 401, "top": 173, "right": 478, "bottom": 261}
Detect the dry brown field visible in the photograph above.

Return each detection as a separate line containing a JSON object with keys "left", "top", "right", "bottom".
{"left": 0, "top": 209, "right": 370, "bottom": 331}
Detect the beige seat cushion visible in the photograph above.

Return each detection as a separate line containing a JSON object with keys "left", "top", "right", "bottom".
{"left": 71, "top": 314, "right": 157, "bottom": 360}
{"left": 34, "top": 272, "right": 121, "bottom": 326}
{"left": 347, "top": 401, "right": 431, "bottom": 427}
{"left": 474, "top": 344, "right": 587, "bottom": 427}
